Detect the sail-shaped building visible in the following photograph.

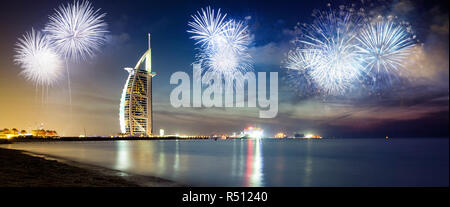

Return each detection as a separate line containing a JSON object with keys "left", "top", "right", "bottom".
{"left": 119, "top": 34, "right": 156, "bottom": 136}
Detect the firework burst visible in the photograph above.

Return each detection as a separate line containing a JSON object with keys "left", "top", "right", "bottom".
{"left": 44, "top": 0, "right": 108, "bottom": 61}
{"left": 283, "top": 48, "right": 322, "bottom": 97}
{"left": 14, "top": 28, "right": 63, "bottom": 86}
{"left": 43, "top": 0, "right": 108, "bottom": 110}
{"left": 285, "top": 5, "right": 365, "bottom": 95}
{"left": 188, "top": 7, "right": 253, "bottom": 88}
{"left": 188, "top": 7, "right": 228, "bottom": 49}
{"left": 284, "top": 2, "right": 420, "bottom": 97}
{"left": 356, "top": 16, "right": 417, "bottom": 84}
{"left": 284, "top": 48, "right": 322, "bottom": 71}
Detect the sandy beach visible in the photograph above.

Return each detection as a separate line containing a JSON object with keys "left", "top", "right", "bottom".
{"left": 0, "top": 147, "right": 181, "bottom": 187}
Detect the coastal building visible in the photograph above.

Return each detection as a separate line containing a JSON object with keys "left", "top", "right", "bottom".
{"left": 0, "top": 128, "right": 13, "bottom": 139}
{"left": 275, "top": 132, "right": 287, "bottom": 138}
{"left": 31, "top": 129, "right": 58, "bottom": 138}
{"left": 120, "top": 34, "right": 156, "bottom": 137}
{"left": 0, "top": 128, "right": 57, "bottom": 139}
{"left": 1, "top": 128, "right": 18, "bottom": 139}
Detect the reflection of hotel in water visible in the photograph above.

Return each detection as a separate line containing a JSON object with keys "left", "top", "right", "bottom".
{"left": 120, "top": 34, "right": 156, "bottom": 137}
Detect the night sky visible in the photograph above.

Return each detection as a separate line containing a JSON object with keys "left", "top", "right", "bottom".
{"left": 0, "top": 0, "right": 448, "bottom": 137}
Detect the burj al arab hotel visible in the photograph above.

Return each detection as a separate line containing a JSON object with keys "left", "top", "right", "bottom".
{"left": 119, "top": 34, "right": 156, "bottom": 136}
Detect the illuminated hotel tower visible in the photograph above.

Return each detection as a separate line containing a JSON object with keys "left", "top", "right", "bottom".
{"left": 120, "top": 34, "right": 156, "bottom": 136}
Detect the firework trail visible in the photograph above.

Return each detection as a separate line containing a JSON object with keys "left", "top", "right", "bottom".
{"left": 14, "top": 28, "right": 63, "bottom": 87}
{"left": 356, "top": 16, "right": 416, "bottom": 85}
{"left": 188, "top": 7, "right": 253, "bottom": 89}
{"left": 44, "top": 0, "right": 108, "bottom": 108}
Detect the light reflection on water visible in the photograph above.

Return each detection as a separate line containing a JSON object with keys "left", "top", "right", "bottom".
{"left": 304, "top": 140, "right": 312, "bottom": 186}
{"left": 247, "top": 138, "right": 263, "bottom": 186}
{"left": 3, "top": 138, "right": 449, "bottom": 187}
{"left": 116, "top": 141, "right": 131, "bottom": 171}
{"left": 173, "top": 140, "right": 179, "bottom": 178}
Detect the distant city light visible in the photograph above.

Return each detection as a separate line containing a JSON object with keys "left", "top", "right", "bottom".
{"left": 275, "top": 132, "right": 287, "bottom": 138}
{"left": 301, "top": 133, "right": 322, "bottom": 139}
{"left": 0, "top": 128, "right": 58, "bottom": 139}
{"left": 243, "top": 127, "right": 264, "bottom": 139}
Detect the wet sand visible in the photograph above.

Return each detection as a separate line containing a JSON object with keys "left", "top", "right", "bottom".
{"left": 0, "top": 148, "right": 182, "bottom": 187}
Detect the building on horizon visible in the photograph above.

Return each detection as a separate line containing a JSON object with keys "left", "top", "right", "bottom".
{"left": 119, "top": 34, "right": 156, "bottom": 137}
{"left": 31, "top": 129, "right": 58, "bottom": 138}
{"left": 0, "top": 128, "right": 58, "bottom": 139}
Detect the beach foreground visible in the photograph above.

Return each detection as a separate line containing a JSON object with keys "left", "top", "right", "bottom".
{"left": 0, "top": 148, "right": 180, "bottom": 187}
{"left": 3, "top": 138, "right": 448, "bottom": 187}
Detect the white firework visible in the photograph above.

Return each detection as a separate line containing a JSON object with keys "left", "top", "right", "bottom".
{"left": 284, "top": 3, "right": 420, "bottom": 96}
{"left": 357, "top": 17, "right": 416, "bottom": 82}
{"left": 14, "top": 28, "right": 63, "bottom": 86}
{"left": 203, "top": 20, "right": 252, "bottom": 74}
{"left": 285, "top": 48, "right": 322, "bottom": 71}
{"left": 220, "top": 20, "right": 252, "bottom": 54}
{"left": 44, "top": 0, "right": 108, "bottom": 61}
{"left": 188, "top": 7, "right": 228, "bottom": 49}
{"left": 188, "top": 7, "right": 253, "bottom": 88}
{"left": 44, "top": 0, "right": 108, "bottom": 110}
{"left": 285, "top": 6, "right": 364, "bottom": 95}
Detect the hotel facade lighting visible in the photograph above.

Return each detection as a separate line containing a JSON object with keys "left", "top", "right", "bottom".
{"left": 119, "top": 34, "right": 156, "bottom": 136}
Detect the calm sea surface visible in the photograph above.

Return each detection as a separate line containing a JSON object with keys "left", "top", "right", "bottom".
{"left": 3, "top": 138, "right": 449, "bottom": 186}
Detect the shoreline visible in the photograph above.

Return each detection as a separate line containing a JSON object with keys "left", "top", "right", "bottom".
{"left": 0, "top": 147, "right": 183, "bottom": 187}
{"left": 1, "top": 136, "right": 447, "bottom": 145}
{"left": 1, "top": 136, "right": 209, "bottom": 144}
